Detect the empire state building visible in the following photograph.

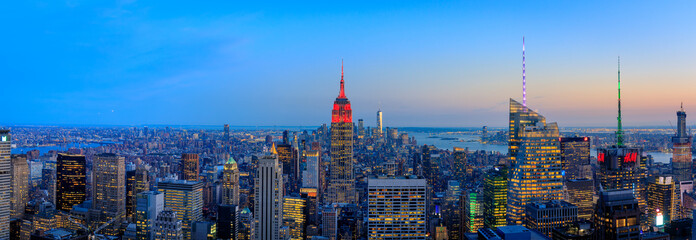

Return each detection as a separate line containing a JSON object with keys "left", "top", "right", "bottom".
{"left": 326, "top": 62, "right": 356, "bottom": 204}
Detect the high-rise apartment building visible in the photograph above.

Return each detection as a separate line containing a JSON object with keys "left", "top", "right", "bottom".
{"left": 376, "top": 109, "right": 383, "bottom": 138}
{"left": 560, "top": 137, "right": 591, "bottom": 180}
{"left": 158, "top": 179, "right": 204, "bottom": 240}
{"left": 91, "top": 153, "right": 126, "bottom": 236}
{"left": 367, "top": 177, "right": 427, "bottom": 240}
{"left": 524, "top": 200, "right": 578, "bottom": 237}
{"left": 0, "top": 130, "right": 10, "bottom": 239}
{"left": 672, "top": 104, "right": 692, "bottom": 183}
{"left": 181, "top": 153, "right": 199, "bottom": 181}
{"left": 56, "top": 153, "right": 86, "bottom": 212}
{"left": 483, "top": 167, "right": 507, "bottom": 229}
{"left": 507, "top": 99, "right": 563, "bottom": 225}
{"left": 253, "top": 154, "right": 284, "bottom": 240}
{"left": 136, "top": 191, "right": 164, "bottom": 240}
{"left": 327, "top": 63, "right": 356, "bottom": 204}
{"left": 565, "top": 178, "right": 594, "bottom": 221}
{"left": 594, "top": 189, "right": 641, "bottom": 240}
{"left": 10, "top": 154, "right": 29, "bottom": 219}
{"left": 647, "top": 176, "right": 677, "bottom": 227}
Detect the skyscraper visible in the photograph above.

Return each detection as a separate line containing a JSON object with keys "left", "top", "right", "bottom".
{"left": 524, "top": 200, "right": 578, "bottom": 237}
{"left": 277, "top": 143, "right": 298, "bottom": 194}
{"left": 462, "top": 189, "right": 484, "bottom": 233}
{"left": 594, "top": 189, "right": 641, "bottom": 240}
{"left": 560, "top": 137, "right": 591, "bottom": 180}
{"left": 672, "top": 104, "right": 692, "bottom": 183}
{"left": 367, "top": 177, "right": 427, "bottom": 240}
{"left": 224, "top": 124, "right": 230, "bottom": 141}
{"left": 91, "top": 153, "right": 126, "bottom": 236}
{"left": 302, "top": 150, "right": 319, "bottom": 189}
{"left": 181, "top": 153, "right": 199, "bottom": 181}
{"left": 483, "top": 167, "right": 507, "bottom": 229}
{"left": 217, "top": 204, "right": 238, "bottom": 240}
{"left": 282, "top": 196, "right": 307, "bottom": 240}
{"left": 253, "top": 154, "right": 284, "bottom": 240}
{"left": 507, "top": 99, "right": 563, "bottom": 225}
{"left": 158, "top": 179, "right": 204, "bottom": 240}
{"left": 153, "top": 210, "right": 183, "bottom": 240}
{"left": 376, "top": 109, "right": 383, "bottom": 138}
{"left": 565, "top": 178, "right": 594, "bottom": 221}
{"left": 136, "top": 191, "right": 164, "bottom": 240}
{"left": 647, "top": 176, "right": 677, "bottom": 228}
{"left": 222, "top": 157, "right": 240, "bottom": 206}
{"left": 10, "top": 154, "right": 29, "bottom": 219}
{"left": 56, "top": 153, "right": 86, "bottom": 212}
{"left": 327, "top": 61, "right": 356, "bottom": 204}
{"left": 0, "top": 130, "right": 10, "bottom": 239}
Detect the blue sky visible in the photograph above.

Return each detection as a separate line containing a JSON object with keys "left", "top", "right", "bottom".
{"left": 2, "top": 1, "right": 696, "bottom": 127}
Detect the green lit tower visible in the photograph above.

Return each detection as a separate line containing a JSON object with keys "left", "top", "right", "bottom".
{"left": 483, "top": 166, "right": 507, "bottom": 229}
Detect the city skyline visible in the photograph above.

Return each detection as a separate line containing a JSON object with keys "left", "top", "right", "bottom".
{"left": 3, "top": 1, "right": 696, "bottom": 127}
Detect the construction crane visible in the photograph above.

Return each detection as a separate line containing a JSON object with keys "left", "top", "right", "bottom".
{"left": 59, "top": 211, "right": 124, "bottom": 240}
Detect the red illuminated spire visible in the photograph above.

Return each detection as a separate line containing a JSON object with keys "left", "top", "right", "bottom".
{"left": 338, "top": 59, "right": 346, "bottom": 98}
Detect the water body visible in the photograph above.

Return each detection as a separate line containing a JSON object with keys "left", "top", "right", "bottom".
{"left": 407, "top": 131, "right": 672, "bottom": 164}
{"left": 11, "top": 143, "right": 108, "bottom": 155}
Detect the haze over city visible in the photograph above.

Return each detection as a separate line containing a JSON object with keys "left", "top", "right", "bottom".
{"left": 3, "top": 1, "right": 696, "bottom": 127}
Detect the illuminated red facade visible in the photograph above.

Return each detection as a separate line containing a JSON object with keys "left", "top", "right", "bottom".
{"left": 331, "top": 65, "right": 352, "bottom": 123}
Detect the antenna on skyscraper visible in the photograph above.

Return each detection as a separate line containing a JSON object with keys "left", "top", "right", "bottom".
{"left": 522, "top": 37, "right": 527, "bottom": 108}
{"left": 616, "top": 56, "right": 624, "bottom": 147}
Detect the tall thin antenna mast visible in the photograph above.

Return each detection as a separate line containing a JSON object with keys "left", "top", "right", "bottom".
{"left": 616, "top": 56, "right": 624, "bottom": 146}
{"left": 522, "top": 37, "right": 527, "bottom": 108}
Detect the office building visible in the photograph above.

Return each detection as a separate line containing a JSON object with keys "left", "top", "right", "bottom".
{"left": 217, "top": 204, "right": 237, "bottom": 240}
{"left": 367, "top": 177, "right": 427, "bottom": 240}
{"left": 56, "top": 153, "right": 86, "bottom": 212}
{"left": 11, "top": 155, "right": 29, "bottom": 219}
{"left": 483, "top": 167, "right": 507, "bottom": 229}
{"left": 672, "top": 104, "right": 692, "bottom": 183}
{"left": 560, "top": 137, "right": 591, "bottom": 180}
{"left": 597, "top": 147, "right": 646, "bottom": 213}
{"left": 647, "top": 176, "right": 677, "bottom": 228}
{"left": 222, "top": 157, "right": 240, "bottom": 206}
{"left": 181, "top": 153, "right": 199, "bottom": 181}
{"left": 238, "top": 208, "right": 253, "bottom": 240}
{"left": 507, "top": 99, "right": 563, "bottom": 225}
{"left": 452, "top": 149, "right": 468, "bottom": 183}
{"left": 551, "top": 221, "right": 594, "bottom": 240}
{"left": 0, "top": 130, "right": 10, "bottom": 239}
{"left": 153, "top": 210, "right": 183, "bottom": 240}
{"left": 463, "top": 190, "right": 484, "bottom": 233}
{"left": 158, "top": 179, "right": 204, "bottom": 240}
{"left": 224, "top": 124, "right": 230, "bottom": 141}
{"left": 277, "top": 143, "right": 298, "bottom": 194}
{"left": 564, "top": 178, "right": 594, "bottom": 221}
{"left": 524, "top": 200, "right": 578, "bottom": 237}
{"left": 302, "top": 150, "right": 320, "bottom": 189}
{"left": 136, "top": 191, "right": 164, "bottom": 240}
{"left": 593, "top": 189, "right": 640, "bottom": 240}
{"left": 283, "top": 196, "right": 307, "bottom": 240}
{"left": 253, "top": 154, "right": 284, "bottom": 240}
{"left": 91, "top": 153, "right": 126, "bottom": 236}
{"left": 327, "top": 63, "right": 356, "bottom": 204}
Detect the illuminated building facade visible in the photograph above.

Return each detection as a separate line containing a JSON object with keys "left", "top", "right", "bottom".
{"left": 483, "top": 167, "right": 507, "bottom": 229}
{"left": 11, "top": 154, "right": 28, "bottom": 219}
{"left": 524, "top": 200, "right": 578, "bottom": 237}
{"left": 153, "top": 210, "right": 183, "bottom": 240}
{"left": 136, "top": 191, "right": 164, "bottom": 240}
{"left": 282, "top": 196, "right": 307, "bottom": 240}
{"left": 560, "top": 137, "right": 591, "bottom": 180}
{"left": 376, "top": 109, "right": 383, "bottom": 138}
{"left": 56, "top": 153, "right": 86, "bottom": 212}
{"left": 597, "top": 146, "right": 646, "bottom": 214}
{"left": 647, "top": 176, "right": 677, "bottom": 227}
{"left": 367, "top": 177, "right": 427, "bottom": 240}
{"left": 158, "top": 179, "right": 204, "bottom": 240}
{"left": 253, "top": 154, "right": 284, "bottom": 240}
{"left": 327, "top": 63, "right": 356, "bottom": 204}
{"left": 452, "top": 149, "right": 467, "bottom": 182}
{"left": 91, "top": 153, "right": 126, "bottom": 236}
{"left": 277, "top": 143, "right": 298, "bottom": 194}
{"left": 181, "top": 153, "right": 199, "bottom": 181}
{"left": 507, "top": 99, "right": 563, "bottom": 225}
{"left": 565, "top": 178, "right": 594, "bottom": 221}
{"left": 0, "top": 130, "right": 9, "bottom": 239}
{"left": 672, "top": 105, "right": 692, "bottom": 183}
{"left": 593, "top": 189, "right": 640, "bottom": 240}
{"left": 463, "top": 190, "right": 484, "bottom": 233}
{"left": 222, "top": 157, "right": 240, "bottom": 206}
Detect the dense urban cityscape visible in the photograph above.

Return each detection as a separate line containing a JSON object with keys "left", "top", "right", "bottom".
{"left": 3, "top": 1, "right": 696, "bottom": 240}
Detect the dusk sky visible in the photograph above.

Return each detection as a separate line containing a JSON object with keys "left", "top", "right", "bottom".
{"left": 3, "top": 1, "right": 696, "bottom": 128}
